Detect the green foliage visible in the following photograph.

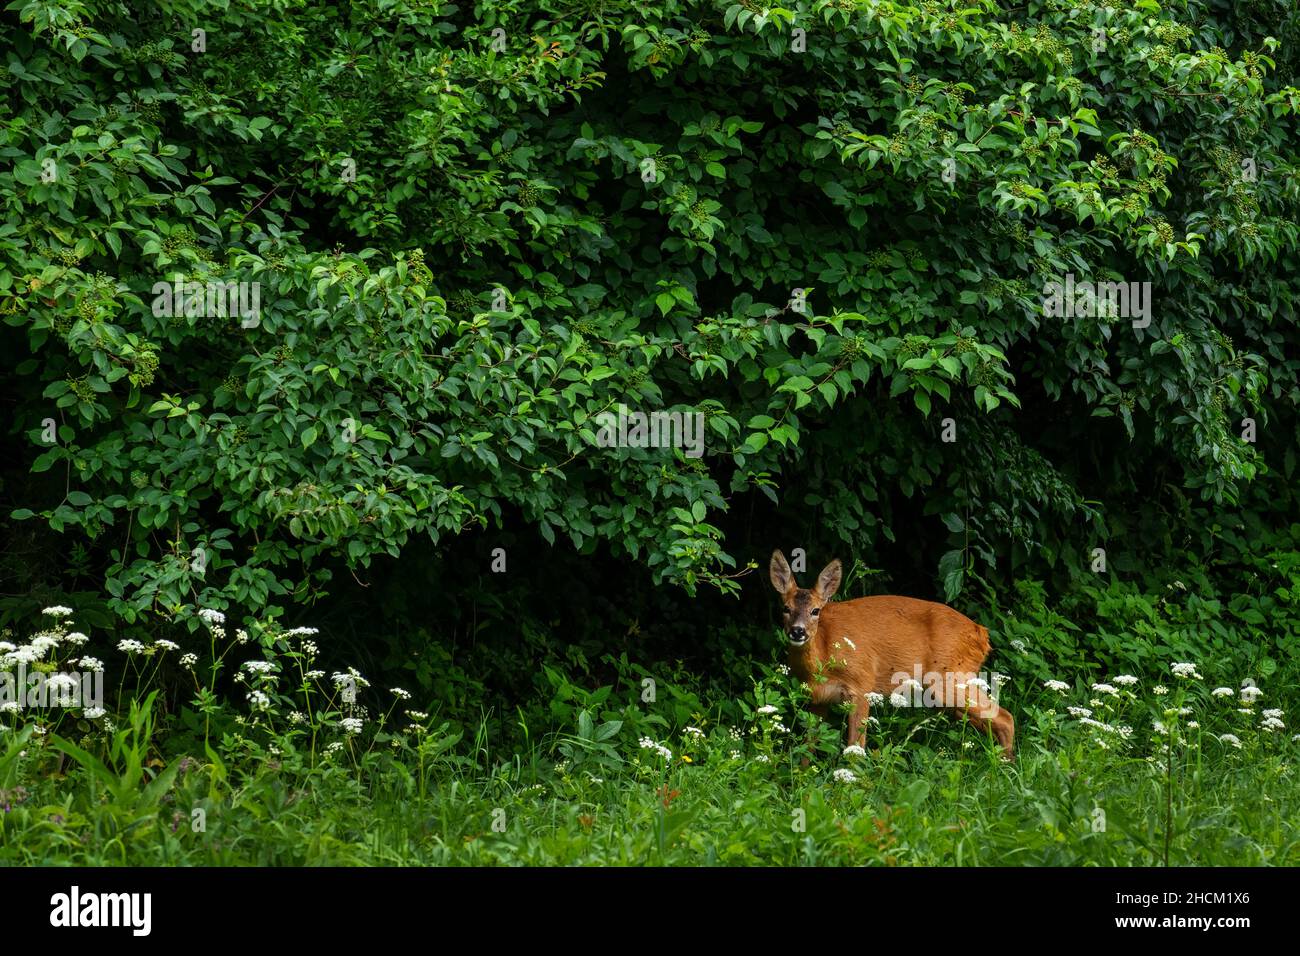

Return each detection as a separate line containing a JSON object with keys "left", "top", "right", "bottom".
{"left": 3, "top": 606, "right": 1298, "bottom": 865}
{"left": 3, "top": 0, "right": 1297, "bottom": 623}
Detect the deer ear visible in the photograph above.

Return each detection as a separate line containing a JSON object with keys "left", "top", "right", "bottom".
{"left": 769, "top": 550, "right": 794, "bottom": 594}
{"left": 816, "top": 559, "right": 842, "bottom": 601}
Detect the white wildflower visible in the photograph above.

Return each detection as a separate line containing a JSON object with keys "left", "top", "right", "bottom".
{"left": 1079, "top": 717, "right": 1115, "bottom": 732}
{"left": 331, "top": 668, "right": 370, "bottom": 689}
{"left": 638, "top": 737, "right": 672, "bottom": 760}
{"left": 45, "top": 673, "right": 79, "bottom": 693}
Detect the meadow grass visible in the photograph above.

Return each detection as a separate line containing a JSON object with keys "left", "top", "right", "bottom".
{"left": 2, "top": 636, "right": 1295, "bottom": 866}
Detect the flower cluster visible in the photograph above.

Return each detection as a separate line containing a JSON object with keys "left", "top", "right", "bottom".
{"left": 638, "top": 737, "right": 672, "bottom": 760}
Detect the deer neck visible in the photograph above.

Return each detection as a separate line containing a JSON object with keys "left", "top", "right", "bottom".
{"left": 786, "top": 629, "right": 832, "bottom": 683}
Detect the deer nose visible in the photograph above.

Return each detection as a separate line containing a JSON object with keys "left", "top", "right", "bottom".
{"left": 789, "top": 625, "right": 807, "bottom": 643}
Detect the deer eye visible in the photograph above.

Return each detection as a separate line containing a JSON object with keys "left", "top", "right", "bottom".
{"left": 784, "top": 606, "right": 793, "bottom": 614}
{"left": 811, "top": 608, "right": 821, "bottom": 617}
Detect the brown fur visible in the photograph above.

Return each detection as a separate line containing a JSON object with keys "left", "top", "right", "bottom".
{"left": 769, "top": 550, "right": 1015, "bottom": 758}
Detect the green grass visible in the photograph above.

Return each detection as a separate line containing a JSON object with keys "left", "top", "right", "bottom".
{"left": 2, "top": 660, "right": 1296, "bottom": 865}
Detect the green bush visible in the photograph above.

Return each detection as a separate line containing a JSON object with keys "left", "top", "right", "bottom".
{"left": 3, "top": 0, "right": 1296, "bottom": 631}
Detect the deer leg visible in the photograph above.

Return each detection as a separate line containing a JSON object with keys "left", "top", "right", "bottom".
{"left": 846, "top": 698, "right": 870, "bottom": 748}
{"left": 955, "top": 692, "right": 1016, "bottom": 760}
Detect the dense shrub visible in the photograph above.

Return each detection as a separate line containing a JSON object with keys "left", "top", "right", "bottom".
{"left": 1, "top": 1, "right": 1297, "bottom": 685}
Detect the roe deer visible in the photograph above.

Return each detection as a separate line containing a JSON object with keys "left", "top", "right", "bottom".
{"left": 768, "top": 550, "right": 1015, "bottom": 758}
